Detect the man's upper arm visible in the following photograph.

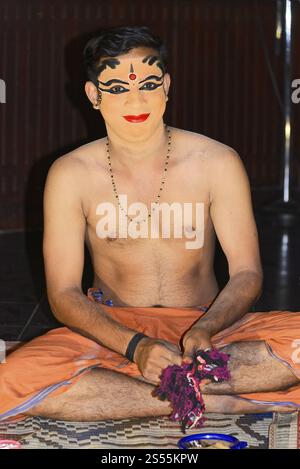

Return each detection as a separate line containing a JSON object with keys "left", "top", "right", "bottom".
{"left": 43, "top": 157, "right": 86, "bottom": 298}
{"left": 209, "top": 147, "right": 262, "bottom": 277}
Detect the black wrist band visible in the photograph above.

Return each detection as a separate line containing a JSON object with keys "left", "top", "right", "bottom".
{"left": 125, "top": 333, "right": 148, "bottom": 362}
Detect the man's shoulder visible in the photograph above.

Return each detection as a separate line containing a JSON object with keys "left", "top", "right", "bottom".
{"left": 48, "top": 138, "right": 106, "bottom": 178}
{"left": 174, "top": 127, "right": 239, "bottom": 164}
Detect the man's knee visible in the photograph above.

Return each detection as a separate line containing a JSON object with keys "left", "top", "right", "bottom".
{"left": 219, "top": 340, "right": 268, "bottom": 365}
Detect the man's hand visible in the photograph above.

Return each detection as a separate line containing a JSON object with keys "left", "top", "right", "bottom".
{"left": 134, "top": 338, "right": 182, "bottom": 385}
{"left": 181, "top": 327, "right": 213, "bottom": 365}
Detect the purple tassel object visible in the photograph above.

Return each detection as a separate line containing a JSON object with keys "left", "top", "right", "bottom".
{"left": 152, "top": 348, "right": 231, "bottom": 433}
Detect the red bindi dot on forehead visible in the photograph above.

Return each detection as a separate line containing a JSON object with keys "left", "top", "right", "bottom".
{"left": 129, "top": 73, "right": 137, "bottom": 80}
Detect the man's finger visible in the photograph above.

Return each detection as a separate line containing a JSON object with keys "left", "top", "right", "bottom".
{"left": 182, "top": 342, "right": 196, "bottom": 364}
{"left": 164, "top": 342, "right": 181, "bottom": 354}
{"left": 162, "top": 353, "right": 182, "bottom": 367}
{"left": 182, "top": 346, "right": 194, "bottom": 364}
{"left": 182, "top": 355, "right": 193, "bottom": 365}
{"left": 145, "top": 371, "right": 161, "bottom": 386}
{"left": 170, "top": 354, "right": 183, "bottom": 367}
{"left": 201, "top": 378, "right": 211, "bottom": 387}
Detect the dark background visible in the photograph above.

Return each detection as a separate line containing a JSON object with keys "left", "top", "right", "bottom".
{"left": 0, "top": 0, "right": 300, "bottom": 229}
{"left": 0, "top": 0, "right": 299, "bottom": 341}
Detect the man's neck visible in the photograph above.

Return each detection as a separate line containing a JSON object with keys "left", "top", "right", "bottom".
{"left": 105, "top": 122, "right": 169, "bottom": 172}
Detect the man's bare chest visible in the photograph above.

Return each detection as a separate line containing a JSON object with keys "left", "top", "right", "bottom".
{"left": 80, "top": 139, "right": 212, "bottom": 241}
{"left": 83, "top": 169, "right": 211, "bottom": 253}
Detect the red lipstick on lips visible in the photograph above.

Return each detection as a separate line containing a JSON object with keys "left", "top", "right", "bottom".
{"left": 123, "top": 113, "right": 150, "bottom": 123}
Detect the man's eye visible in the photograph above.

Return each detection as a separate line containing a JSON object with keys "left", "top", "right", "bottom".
{"left": 109, "top": 86, "right": 128, "bottom": 94}
{"left": 140, "top": 82, "right": 160, "bottom": 91}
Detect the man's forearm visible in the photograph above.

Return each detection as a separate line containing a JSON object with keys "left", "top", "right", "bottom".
{"left": 49, "top": 288, "right": 140, "bottom": 356}
{"left": 194, "top": 270, "right": 263, "bottom": 336}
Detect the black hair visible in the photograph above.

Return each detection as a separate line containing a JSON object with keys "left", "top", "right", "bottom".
{"left": 83, "top": 26, "right": 168, "bottom": 86}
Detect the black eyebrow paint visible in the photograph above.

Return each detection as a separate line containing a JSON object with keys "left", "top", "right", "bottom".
{"left": 98, "top": 78, "right": 129, "bottom": 86}
{"left": 142, "top": 55, "right": 165, "bottom": 73}
{"left": 96, "top": 55, "right": 164, "bottom": 92}
{"left": 98, "top": 58, "right": 121, "bottom": 75}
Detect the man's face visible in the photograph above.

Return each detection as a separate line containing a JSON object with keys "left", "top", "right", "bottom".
{"left": 87, "top": 47, "right": 170, "bottom": 141}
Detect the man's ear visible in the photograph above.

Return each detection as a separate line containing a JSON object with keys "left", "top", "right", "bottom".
{"left": 85, "top": 81, "right": 99, "bottom": 106}
{"left": 163, "top": 73, "right": 171, "bottom": 99}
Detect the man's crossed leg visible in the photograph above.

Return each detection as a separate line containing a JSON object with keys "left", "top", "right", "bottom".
{"left": 25, "top": 340, "right": 299, "bottom": 421}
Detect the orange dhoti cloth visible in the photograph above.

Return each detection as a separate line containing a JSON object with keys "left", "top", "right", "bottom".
{"left": 1, "top": 288, "right": 300, "bottom": 422}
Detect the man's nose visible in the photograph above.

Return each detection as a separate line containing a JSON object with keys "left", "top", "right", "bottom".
{"left": 125, "top": 89, "right": 147, "bottom": 107}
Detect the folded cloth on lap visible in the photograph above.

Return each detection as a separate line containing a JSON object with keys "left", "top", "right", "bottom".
{"left": 1, "top": 287, "right": 300, "bottom": 422}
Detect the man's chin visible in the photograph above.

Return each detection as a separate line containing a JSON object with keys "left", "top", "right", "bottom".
{"left": 107, "top": 121, "right": 164, "bottom": 141}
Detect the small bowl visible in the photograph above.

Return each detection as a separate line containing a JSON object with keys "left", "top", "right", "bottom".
{"left": 0, "top": 439, "right": 22, "bottom": 449}
{"left": 177, "top": 433, "right": 248, "bottom": 450}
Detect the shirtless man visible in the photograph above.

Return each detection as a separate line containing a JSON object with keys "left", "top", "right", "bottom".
{"left": 20, "top": 26, "right": 299, "bottom": 421}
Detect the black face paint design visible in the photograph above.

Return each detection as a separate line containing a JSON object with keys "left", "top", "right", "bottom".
{"left": 142, "top": 55, "right": 165, "bottom": 74}
{"left": 139, "top": 74, "right": 164, "bottom": 84}
{"left": 97, "top": 58, "right": 120, "bottom": 75}
{"left": 98, "top": 79, "right": 129, "bottom": 86}
{"left": 97, "top": 80, "right": 164, "bottom": 94}
{"left": 96, "top": 56, "right": 165, "bottom": 95}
